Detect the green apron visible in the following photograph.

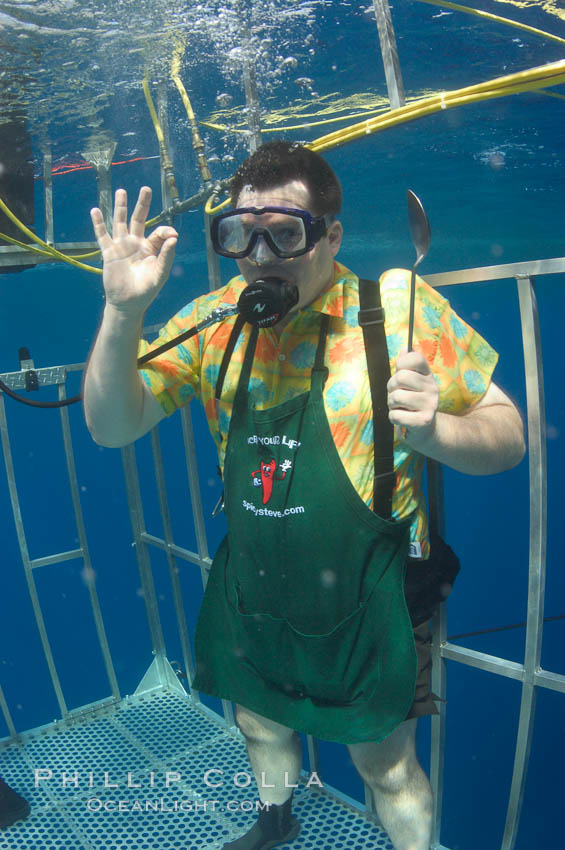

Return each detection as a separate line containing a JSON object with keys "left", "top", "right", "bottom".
{"left": 193, "top": 315, "right": 417, "bottom": 744}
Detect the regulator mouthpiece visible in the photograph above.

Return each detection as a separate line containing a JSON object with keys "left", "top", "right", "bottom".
{"left": 237, "top": 277, "right": 299, "bottom": 328}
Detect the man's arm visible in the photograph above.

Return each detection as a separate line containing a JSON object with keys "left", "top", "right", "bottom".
{"left": 83, "top": 186, "right": 178, "bottom": 447}
{"left": 84, "top": 304, "right": 166, "bottom": 447}
{"left": 387, "top": 350, "right": 526, "bottom": 474}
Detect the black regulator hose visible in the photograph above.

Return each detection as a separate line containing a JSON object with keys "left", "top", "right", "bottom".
{"left": 0, "top": 277, "right": 300, "bottom": 409}
{"left": 136, "top": 276, "right": 298, "bottom": 365}
{"left": 0, "top": 377, "right": 80, "bottom": 408}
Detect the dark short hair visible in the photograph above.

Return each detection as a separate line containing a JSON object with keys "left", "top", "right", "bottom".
{"left": 230, "top": 140, "right": 342, "bottom": 217}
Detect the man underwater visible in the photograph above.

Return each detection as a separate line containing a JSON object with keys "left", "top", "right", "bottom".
{"left": 84, "top": 141, "right": 525, "bottom": 850}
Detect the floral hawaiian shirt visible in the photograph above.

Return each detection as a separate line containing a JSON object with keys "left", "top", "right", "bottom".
{"left": 139, "top": 262, "right": 498, "bottom": 559}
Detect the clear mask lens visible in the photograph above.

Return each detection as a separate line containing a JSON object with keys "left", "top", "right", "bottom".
{"left": 218, "top": 211, "right": 307, "bottom": 258}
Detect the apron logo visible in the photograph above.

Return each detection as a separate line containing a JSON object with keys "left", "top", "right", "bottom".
{"left": 251, "top": 458, "right": 292, "bottom": 504}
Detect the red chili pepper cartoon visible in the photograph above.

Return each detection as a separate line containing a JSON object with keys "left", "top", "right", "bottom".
{"left": 251, "top": 458, "right": 292, "bottom": 504}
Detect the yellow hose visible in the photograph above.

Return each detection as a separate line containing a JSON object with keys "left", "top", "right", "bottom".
{"left": 172, "top": 72, "right": 195, "bottom": 120}
{"left": 201, "top": 92, "right": 397, "bottom": 134}
{"left": 542, "top": 89, "right": 565, "bottom": 100}
{"left": 171, "top": 49, "right": 195, "bottom": 121}
{"left": 201, "top": 104, "right": 395, "bottom": 134}
{"left": 309, "top": 59, "right": 565, "bottom": 153}
{"left": 0, "top": 231, "right": 56, "bottom": 259}
{"left": 0, "top": 230, "right": 101, "bottom": 263}
{"left": 414, "top": 0, "right": 565, "bottom": 46}
{"left": 142, "top": 77, "right": 180, "bottom": 204}
{"left": 205, "top": 193, "right": 232, "bottom": 215}
{"left": 170, "top": 53, "right": 213, "bottom": 184}
{"left": 142, "top": 78, "right": 166, "bottom": 146}
{"left": 0, "top": 195, "right": 102, "bottom": 274}
{"left": 69, "top": 247, "right": 102, "bottom": 259}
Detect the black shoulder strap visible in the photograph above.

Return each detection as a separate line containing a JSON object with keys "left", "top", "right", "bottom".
{"left": 358, "top": 278, "right": 395, "bottom": 520}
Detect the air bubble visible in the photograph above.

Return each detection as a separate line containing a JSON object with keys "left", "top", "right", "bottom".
{"left": 81, "top": 565, "right": 97, "bottom": 587}
{"left": 216, "top": 92, "right": 233, "bottom": 107}
{"left": 489, "top": 151, "right": 506, "bottom": 170}
{"left": 320, "top": 569, "right": 337, "bottom": 588}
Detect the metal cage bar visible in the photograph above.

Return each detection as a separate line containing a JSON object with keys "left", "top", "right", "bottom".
{"left": 121, "top": 443, "right": 167, "bottom": 670}
{"left": 534, "top": 668, "right": 565, "bottom": 694}
{"left": 0, "top": 393, "right": 68, "bottom": 719}
{"left": 83, "top": 140, "right": 115, "bottom": 233}
{"left": 422, "top": 263, "right": 559, "bottom": 850}
{"left": 427, "top": 460, "right": 447, "bottom": 849}
{"left": 372, "top": 0, "right": 406, "bottom": 109}
{"left": 0, "top": 683, "right": 18, "bottom": 741}
{"left": 149, "top": 427, "right": 197, "bottom": 689}
{"left": 306, "top": 735, "right": 321, "bottom": 784}
{"left": 499, "top": 276, "right": 547, "bottom": 850}
{"left": 0, "top": 370, "right": 124, "bottom": 729}
{"left": 236, "top": 5, "right": 263, "bottom": 154}
{"left": 430, "top": 600, "right": 448, "bottom": 850}
{"left": 424, "top": 257, "right": 565, "bottom": 287}
{"left": 42, "top": 146, "right": 54, "bottom": 245}
{"left": 139, "top": 531, "right": 210, "bottom": 569}
{"left": 57, "top": 384, "right": 120, "bottom": 701}
{"left": 0, "top": 242, "right": 99, "bottom": 269}
{"left": 179, "top": 406, "right": 211, "bottom": 584}
{"left": 242, "top": 49, "right": 263, "bottom": 154}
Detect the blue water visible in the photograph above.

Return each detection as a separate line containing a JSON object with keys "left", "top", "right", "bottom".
{"left": 1, "top": 2, "right": 564, "bottom": 848}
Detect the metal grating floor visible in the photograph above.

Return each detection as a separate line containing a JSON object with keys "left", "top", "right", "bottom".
{"left": 0, "top": 690, "right": 394, "bottom": 849}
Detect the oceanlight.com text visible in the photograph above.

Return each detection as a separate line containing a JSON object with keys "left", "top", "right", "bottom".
{"left": 86, "top": 798, "right": 267, "bottom": 814}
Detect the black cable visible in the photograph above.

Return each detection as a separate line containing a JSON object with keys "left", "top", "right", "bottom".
{"left": 0, "top": 377, "right": 81, "bottom": 408}
{"left": 447, "top": 613, "right": 565, "bottom": 642}
{"left": 0, "top": 305, "right": 215, "bottom": 408}
{"left": 0, "top": 312, "right": 196, "bottom": 407}
{"left": 136, "top": 323, "right": 201, "bottom": 366}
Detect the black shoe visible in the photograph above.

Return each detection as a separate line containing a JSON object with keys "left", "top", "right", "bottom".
{"left": 0, "top": 777, "right": 30, "bottom": 829}
{"left": 222, "top": 795, "right": 300, "bottom": 849}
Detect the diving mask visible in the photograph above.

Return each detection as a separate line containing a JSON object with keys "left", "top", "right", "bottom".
{"left": 211, "top": 206, "right": 329, "bottom": 260}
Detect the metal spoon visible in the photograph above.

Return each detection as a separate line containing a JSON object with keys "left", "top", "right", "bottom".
{"left": 406, "top": 190, "right": 431, "bottom": 351}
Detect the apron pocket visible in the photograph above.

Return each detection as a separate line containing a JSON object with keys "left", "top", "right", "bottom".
{"left": 231, "top": 583, "right": 390, "bottom": 707}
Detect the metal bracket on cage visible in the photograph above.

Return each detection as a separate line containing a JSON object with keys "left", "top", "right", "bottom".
{"left": 0, "top": 366, "right": 66, "bottom": 391}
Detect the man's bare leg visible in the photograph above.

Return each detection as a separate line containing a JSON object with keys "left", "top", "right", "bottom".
{"left": 234, "top": 703, "right": 302, "bottom": 803}
{"left": 347, "top": 719, "right": 432, "bottom": 850}
{"left": 220, "top": 705, "right": 302, "bottom": 849}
